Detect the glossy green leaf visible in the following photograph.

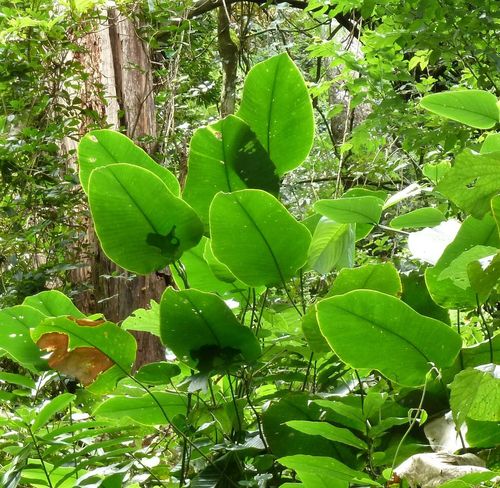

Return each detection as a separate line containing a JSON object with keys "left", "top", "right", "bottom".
{"left": 88, "top": 163, "right": 203, "bottom": 274}
{"left": 160, "top": 288, "right": 260, "bottom": 372}
{"left": 450, "top": 366, "right": 500, "bottom": 428}
{"left": 492, "top": 195, "right": 500, "bottom": 234}
{"left": 390, "top": 208, "right": 445, "bottom": 229}
{"left": 400, "top": 272, "right": 450, "bottom": 324}
{"left": 32, "top": 316, "right": 137, "bottom": 394}
{"left": 262, "top": 394, "right": 351, "bottom": 460}
{"left": 301, "top": 306, "right": 330, "bottom": 354}
{"left": 306, "top": 217, "right": 354, "bottom": 274}
{"left": 0, "top": 305, "right": 48, "bottom": 370}
{"left": 209, "top": 190, "right": 311, "bottom": 287}
{"left": 437, "top": 150, "right": 500, "bottom": 218}
{"left": 465, "top": 418, "right": 500, "bottom": 448}
{"left": 286, "top": 421, "right": 367, "bottom": 449}
{"left": 203, "top": 238, "right": 238, "bottom": 283}
{"left": 78, "top": 129, "right": 179, "bottom": 195}
{"left": 467, "top": 251, "right": 500, "bottom": 303}
{"left": 122, "top": 300, "right": 160, "bottom": 337}
{"left": 420, "top": 90, "right": 499, "bottom": 129}
{"left": 0, "top": 372, "right": 36, "bottom": 389}
{"left": 94, "top": 392, "right": 187, "bottom": 425}
{"left": 23, "top": 290, "right": 84, "bottom": 318}
{"left": 170, "top": 236, "right": 250, "bottom": 300}
{"left": 480, "top": 133, "right": 500, "bottom": 154}
{"left": 32, "top": 393, "right": 75, "bottom": 432}
{"left": 425, "top": 214, "right": 500, "bottom": 308}
{"left": 315, "top": 196, "right": 384, "bottom": 224}
{"left": 183, "top": 115, "right": 279, "bottom": 228}
{"left": 278, "top": 455, "right": 381, "bottom": 487}
{"left": 317, "top": 290, "right": 462, "bottom": 386}
{"left": 135, "top": 361, "right": 181, "bottom": 385}
{"left": 328, "top": 263, "right": 402, "bottom": 297}
{"left": 237, "top": 53, "right": 314, "bottom": 174}
{"left": 422, "top": 161, "right": 451, "bottom": 184}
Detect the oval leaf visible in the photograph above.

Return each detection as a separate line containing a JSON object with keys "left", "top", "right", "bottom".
{"left": 183, "top": 115, "right": 279, "bottom": 228}
{"left": 317, "top": 290, "right": 462, "bottom": 386}
{"left": 390, "top": 208, "right": 445, "bottom": 230}
{"left": 0, "top": 305, "right": 48, "bottom": 371}
{"left": 314, "top": 196, "right": 384, "bottom": 224}
{"left": 286, "top": 420, "right": 367, "bottom": 449}
{"left": 420, "top": 90, "right": 499, "bottom": 129}
{"left": 32, "top": 316, "right": 137, "bottom": 394}
{"left": 88, "top": 163, "right": 203, "bottom": 275}
{"left": 78, "top": 129, "right": 179, "bottom": 195}
{"left": 237, "top": 53, "right": 314, "bottom": 174}
{"left": 209, "top": 189, "right": 311, "bottom": 287}
{"left": 94, "top": 392, "right": 187, "bottom": 426}
{"left": 160, "top": 288, "right": 260, "bottom": 372}
{"left": 22, "top": 290, "right": 85, "bottom": 318}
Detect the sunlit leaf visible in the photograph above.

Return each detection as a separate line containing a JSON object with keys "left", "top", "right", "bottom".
{"left": 420, "top": 90, "right": 499, "bottom": 129}
{"left": 78, "top": 129, "right": 179, "bottom": 195}
{"left": 209, "top": 190, "right": 311, "bottom": 287}
{"left": 32, "top": 316, "right": 136, "bottom": 393}
{"left": 237, "top": 53, "right": 314, "bottom": 174}
{"left": 317, "top": 290, "right": 462, "bottom": 386}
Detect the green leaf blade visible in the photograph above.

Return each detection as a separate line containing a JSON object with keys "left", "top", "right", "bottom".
{"left": 209, "top": 189, "right": 311, "bottom": 287}
{"left": 317, "top": 290, "right": 462, "bottom": 386}
{"left": 88, "top": 163, "right": 203, "bottom": 275}
{"left": 420, "top": 90, "right": 499, "bottom": 129}
{"left": 237, "top": 53, "right": 314, "bottom": 174}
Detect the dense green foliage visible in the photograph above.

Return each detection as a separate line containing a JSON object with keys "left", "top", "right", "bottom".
{"left": 1, "top": 1, "right": 500, "bottom": 487}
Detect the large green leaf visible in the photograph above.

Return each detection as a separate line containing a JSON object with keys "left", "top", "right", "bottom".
{"left": 121, "top": 300, "right": 160, "bottom": 337}
{"left": 261, "top": 394, "right": 352, "bottom": 461}
{"left": 306, "top": 217, "right": 354, "bottom": 274}
{"left": 437, "top": 150, "right": 500, "bottom": 218}
{"left": 390, "top": 208, "right": 445, "bottom": 229}
{"left": 209, "top": 190, "right": 311, "bottom": 287}
{"left": 327, "top": 263, "right": 402, "bottom": 297}
{"left": 237, "top": 53, "right": 314, "bottom": 174}
{"left": 314, "top": 196, "right": 384, "bottom": 224}
{"left": 88, "top": 163, "right": 203, "bottom": 275}
{"left": 183, "top": 115, "right": 279, "bottom": 228}
{"left": 317, "top": 290, "right": 462, "bottom": 386}
{"left": 425, "top": 213, "right": 500, "bottom": 309}
{"left": 420, "top": 90, "right": 499, "bottom": 129}
{"left": 480, "top": 133, "right": 500, "bottom": 154}
{"left": 278, "top": 455, "right": 380, "bottom": 487}
{"left": 492, "top": 195, "right": 500, "bottom": 234}
{"left": 94, "top": 391, "right": 187, "bottom": 425}
{"left": 467, "top": 251, "right": 500, "bottom": 303}
{"left": 450, "top": 366, "right": 500, "bottom": 428}
{"left": 302, "top": 305, "right": 330, "bottom": 354}
{"left": 400, "top": 272, "right": 450, "bottom": 324}
{"left": 0, "top": 305, "right": 48, "bottom": 370}
{"left": 160, "top": 288, "right": 260, "bottom": 372}
{"left": 22, "top": 290, "right": 84, "bottom": 318}
{"left": 78, "top": 129, "right": 179, "bottom": 195}
{"left": 286, "top": 421, "right": 367, "bottom": 449}
{"left": 32, "top": 316, "right": 137, "bottom": 394}
{"left": 32, "top": 393, "right": 75, "bottom": 433}
{"left": 170, "top": 236, "right": 249, "bottom": 300}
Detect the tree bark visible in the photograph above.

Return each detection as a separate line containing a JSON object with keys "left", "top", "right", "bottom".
{"left": 218, "top": 5, "right": 238, "bottom": 116}
{"left": 70, "top": 9, "right": 166, "bottom": 369}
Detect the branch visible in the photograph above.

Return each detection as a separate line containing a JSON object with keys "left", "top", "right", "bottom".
{"left": 187, "top": 0, "right": 360, "bottom": 38}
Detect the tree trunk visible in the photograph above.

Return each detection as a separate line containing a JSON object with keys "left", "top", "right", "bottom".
{"left": 218, "top": 5, "right": 238, "bottom": 116}
{"left": 70, "top": 9, "right": 166, "bottom": 369}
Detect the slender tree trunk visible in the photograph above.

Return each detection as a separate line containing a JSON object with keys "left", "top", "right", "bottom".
{"left": 218, "top": 5, "right": 238, "bottom": 116}
{"left": 70, "top": 9, "right": 166, "bottom": 369}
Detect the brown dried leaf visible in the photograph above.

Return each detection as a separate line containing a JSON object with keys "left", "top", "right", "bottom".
{"left": 37, "top": 332, "right": 113, "bottom": 386}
